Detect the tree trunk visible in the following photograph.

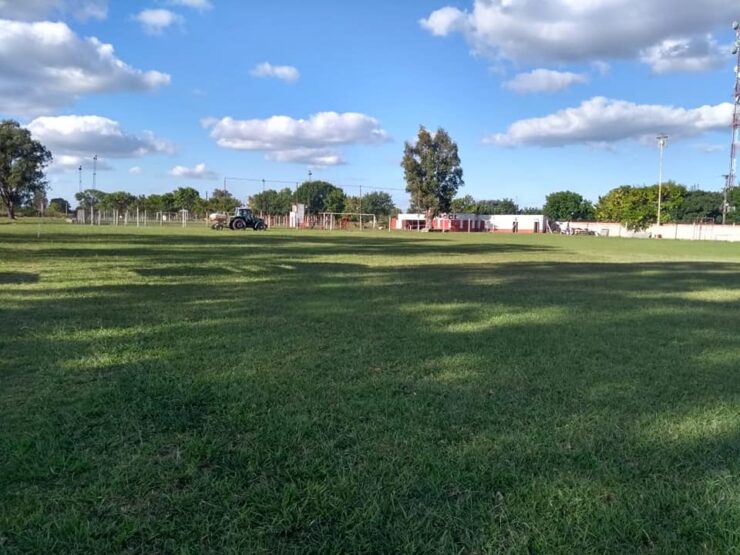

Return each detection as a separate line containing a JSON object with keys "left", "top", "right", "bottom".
{"left": 6, "top": 200, "right": 15, "bottom": 220}
{"left": 425, "top": 208, "right": 436, "bottom": 230}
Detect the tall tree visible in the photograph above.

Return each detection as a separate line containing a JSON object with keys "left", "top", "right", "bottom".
{"left": 596, "top": 182, "right": 686, "bottom": 231}
{"left": 325, "top": 188, "right": 346, "bottom": 214}
{"left": 173, "top": 187, "right": 201, "bottom": 211}
{"left": 209, "top": 188, "right": 240, "bottom": 213}
{"left": 402, "top": 126, "right": 464, "bottom": 228}
{"left": 294, "top": 180, "right": 342, "bottom": 214}
{"left": 543, "top": 191, "right": 595, "bottom": 221}
{"left": 75, "top": 189, "right": 107, "bottom": 210}
{"left": 476, "top": 198, "right": 519, "bottom": 215}
{"left": 450, "top": 194, "right": 477, "bottom": 213}
{"left": 361, "top": 191, "right": 396, "bottom": 217}
{"left": 48, "top": 197, "right": 71, "bottom": 214}
{"left": 0, "top": 120, "right": 52, "bottom": 219}
{"left": 675, "top": 189, "right": 723, "bottom": 223}
{"left": 104, "top": 191, "right": 137, "bottom": 212}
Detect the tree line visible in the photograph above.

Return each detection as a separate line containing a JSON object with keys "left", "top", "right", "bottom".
{"left": 2, "top": 118, "right": 738, "bottom": 229}
{"left": 250, "top": 181, "right": 397, "bottom": 219}
{"left": 541, "top": 186, "right": 740, "bottom": 230}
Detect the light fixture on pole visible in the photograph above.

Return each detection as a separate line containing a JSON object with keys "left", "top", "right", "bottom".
{"left": 78, "top": 165, "right": 82, "bottom": 193}
{"left": 656, "top": 134, "right": 668, "bottom": 227}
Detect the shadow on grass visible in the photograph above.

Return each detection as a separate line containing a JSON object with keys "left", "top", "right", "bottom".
{"left": 0, "top": 272, "right": 38, "bottom": 284}
{"left": 1, "top": 253, "right": 739, "bottom": 552}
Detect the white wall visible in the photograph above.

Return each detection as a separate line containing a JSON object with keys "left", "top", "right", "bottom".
{"left": 557, "top": 221, "right": 740, "bottom": 242}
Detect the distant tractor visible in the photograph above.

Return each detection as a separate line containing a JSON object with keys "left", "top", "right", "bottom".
{"left": 209, "top": 207, "right": 268, "bottom": 231}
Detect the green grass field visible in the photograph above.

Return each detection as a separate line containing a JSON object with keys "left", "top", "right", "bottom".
{"left": 2, "top": 224, "right": 739, "bottom": 553}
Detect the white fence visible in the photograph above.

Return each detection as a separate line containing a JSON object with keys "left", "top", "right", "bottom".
{"left": 557, "top": 221, "right": 740, "bottom": 242}
{"left": 74, "top": 210, "right": 293, "bottom": 228}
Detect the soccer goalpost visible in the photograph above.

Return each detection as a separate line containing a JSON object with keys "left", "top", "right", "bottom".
{"left": 318, "top": 212, "right": 378, "bottom": 231}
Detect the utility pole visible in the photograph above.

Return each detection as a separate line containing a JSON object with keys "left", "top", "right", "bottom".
{"left": 78, "top": 165, "right": 82, "bottom": 193}
{"left": 93, "top": 155, "right": 98, "bottom": 190}
{"left": 657, "top": 134, "right": 668, "bottom": 227}
{"left": 724, "top": 21, "right": 740, "bottom": 224}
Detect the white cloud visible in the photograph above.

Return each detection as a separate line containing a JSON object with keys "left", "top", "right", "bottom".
{"left": 697, "top": 144, "right": 725, "bottom": 153}
{"left": 419, "top": 6, "right": 466, "bottom": 37}
{"left": 503, "top": 69, "right": 588, "bottom": 93}
{"left": 0, "top": 20, "right": 170, "bottom": 116}
{"left": 48, "top": 154, "right": 112, "bottom": 173}
{"left": 640, "top": 36, "right": 726, "bottom": 74}
{"left": 486, "top": 97, "right": 734, "bottom": 147}
{"left": 134, "top": 9, "right": 184, "bottom": 35}
{"left": 28, "top": 115, "right": 175, "bottom": 162}
{"left": 168, "top": 0, "right": 212, "bottom": 11}
{"left": 168, "top": 163, "right": 217, "bottom": 179}
{"left": 129, "top": 165, "right": 144, "bottom": 175}
{"left": 0, "top": 0, "right": 107, "bottom": 21}
{"left": 202, "top": 112, "right": 389, "bottom": 166}
{"left": 420, "top": 0, "right": 737, "bottom": 72}
{"left": 250, "top": 62, "right": 300, "bottom": 83}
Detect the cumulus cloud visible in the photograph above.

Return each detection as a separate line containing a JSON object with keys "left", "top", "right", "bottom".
{"left": 169, "top": 163, "right": 217, "bottom": 179}
{"left": 503, "top": 69, "right": 589, "bottom": 93}
{"left": 420, "top": 0, "right": 736, "bottom": 72}
{"left": 28, "top": 115, "right": 175, "bottom": 162}
{"left": 640, "top": 35, "right": 726, "bottom": 74}
{"left": 0, "top": 20, "right": 170, "bottom": 116}
{"left": 202, "top": 112, "right": 389, "bottom": 166}
{"left": 48, "top": 154, "right": 112, "bottom": 173}
{"left": 129, "top": 165, "right": 144, "bottom": 175}
{"left": 0, "top": 0, "right": 107, "bottom": 21}
{"left": 486, "top": 97, "right": 734, "bottom": 147}
{"left": 168, "top": 0, "right": 212, "bottom": 11}
{"left": 134, "top": 9, "right": 184, "bottom": 35}
{"left": 250, "top": 62, "right": 300, "bottom": 83}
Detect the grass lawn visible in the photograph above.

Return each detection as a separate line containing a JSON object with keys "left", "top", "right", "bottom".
{"left": 1, "top": 224, "right": 739, "bottom": 553}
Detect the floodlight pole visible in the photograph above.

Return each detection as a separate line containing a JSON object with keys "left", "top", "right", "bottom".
{"left": 724, "top": 20, "right": 740, "bottom": 225}
{"left": 657, "top": 134, "right": 668, "bottom": 227}
{"left": 78, "top": 165, "right": 82, "bottom": 193}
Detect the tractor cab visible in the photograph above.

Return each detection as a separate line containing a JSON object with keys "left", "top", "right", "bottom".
{"left": 227, "top": 207, "right": 267, "bottom": 231}
{"left": 236, "top": 207, "right": 255, "bottom": 220}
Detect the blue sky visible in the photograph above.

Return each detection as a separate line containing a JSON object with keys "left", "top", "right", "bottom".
{"left": 2, "top": 0, "right": 739, "bottom": 209}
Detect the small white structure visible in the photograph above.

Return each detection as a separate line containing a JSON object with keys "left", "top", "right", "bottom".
{"left": 289, "top": 203, "right": 305, "bottom": 228}
{"left": 391, "top": 213, "right": 547, "bottom": 233}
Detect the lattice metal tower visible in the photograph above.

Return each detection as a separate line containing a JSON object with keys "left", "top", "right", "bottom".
{"left": 724, "top": 21, "right": 740, "bottom": 224}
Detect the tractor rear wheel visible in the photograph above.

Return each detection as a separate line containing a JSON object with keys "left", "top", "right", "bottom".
{"left": 232, "top": 218, "right": 247, "bottom": 230}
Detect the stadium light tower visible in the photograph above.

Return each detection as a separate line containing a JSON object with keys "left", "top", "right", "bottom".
{"left": 723, "top": 20, "right": 740, "bottom": 224}
{"left": 656, "top": 134, "right": 668, "bottom": 226}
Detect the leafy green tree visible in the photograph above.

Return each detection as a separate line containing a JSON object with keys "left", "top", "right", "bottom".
{"left": 75, "top": 189, "right": 107, "bottom": 211}
{"left": 294, "top": 180, "right": 342, "bottom": 215}
{"left": 209, "top": 188, "right": 240, "bottom": 213}
{"left": 402, "top": 126, "right": 464, "bottom": 227}
{"left": 543, "top": 191, "right": 595, "bottom": 221}
{"left": 450, "top": 194, "right": 477, "bottom": 213}
{"left": 48, "top": 197, "right": 71, "bottom": 214}
{"left": 361, "top": 191, "right": 395, "bottom": 217}
{"left": 519, "top": 206, "right": 543, "bottom": 215}
{"left": 325, "top": 188, "right": 346, "bottom": 213}
{"left": 675, "top": 189, "right": 722, "bottom": 223}
{"left": 476, "top": 198, "right": 519, "bottom": 215}
{"left": 596, "top": 182, "right": 686, "bottom": 231}
{"left": 104, "top": 191, "right": 137, "bottom": 212}
{"left": 173, "top": 187, "right": 201, "bottom": 211}
{"left": 0, "top": 120, "right": 52, "bottom": 219}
